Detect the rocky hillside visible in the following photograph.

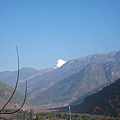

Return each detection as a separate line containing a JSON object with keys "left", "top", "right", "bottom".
{"left": 31, "top": 61, "right": 120, "bottom": 105}
{"left": 0, "top": 80, "right": 28, "bottom": 109}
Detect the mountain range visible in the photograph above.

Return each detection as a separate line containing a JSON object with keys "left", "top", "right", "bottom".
{"left": 0, "top": 51, "right": 120, "bottom": 106}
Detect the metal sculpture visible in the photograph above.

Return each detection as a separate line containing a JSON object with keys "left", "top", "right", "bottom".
{"left": 0, "top": 47, "right": 27, "bottom": 115}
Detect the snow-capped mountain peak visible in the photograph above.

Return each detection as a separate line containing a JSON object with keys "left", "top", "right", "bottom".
{"left": 54, "top": 59, "right": 66, "bottom": 69}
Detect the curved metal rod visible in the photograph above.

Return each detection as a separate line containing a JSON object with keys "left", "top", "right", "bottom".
{"left": 0, "top": 47, "right": 19, "bottom": 112}
{"left": 1, "top": 81, "right": 27, "bottom": 114}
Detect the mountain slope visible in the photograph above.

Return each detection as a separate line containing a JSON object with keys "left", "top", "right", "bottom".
{"left": 52, "top": 78, "right": 120, "bottom": 117}
{"left": 62, "top": 51, "right": 120, "bottom": 70}
{"left": 32, "top": 63, "right": 106, "bottom": 105}
{"left": 32, "top": 61, "right": 120, "bottom": 105}
{"left": 0, "top": 80, "right": 28, "bottom": 109}
{"left": 71, "top": 78, "right": 120, "bottom": 116}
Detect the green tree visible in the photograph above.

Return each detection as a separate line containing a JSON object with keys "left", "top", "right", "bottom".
{"left": 30, "top": 109, "right": 33, "bottom": 120}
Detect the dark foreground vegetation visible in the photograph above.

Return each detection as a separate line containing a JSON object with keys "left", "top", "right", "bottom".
{"left": 1, "top": 109, "right": 120, "bottom": 120}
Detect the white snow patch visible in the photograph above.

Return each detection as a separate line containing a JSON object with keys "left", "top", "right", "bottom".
{"left": 54, "top": 59, "right": 66, "bottom": 69}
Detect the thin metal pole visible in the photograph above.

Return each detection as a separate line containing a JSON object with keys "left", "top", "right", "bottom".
{"left": 69, "top": 106, "right": 71, "bottom": 120}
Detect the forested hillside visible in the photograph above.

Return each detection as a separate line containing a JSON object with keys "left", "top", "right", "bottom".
{"left": 54, "top": 78, "right": 120, "bottom": 117}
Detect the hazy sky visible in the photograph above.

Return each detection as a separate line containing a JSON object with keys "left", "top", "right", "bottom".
{"left": 0, "top": 0, "right": 120, "bottom": 71}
